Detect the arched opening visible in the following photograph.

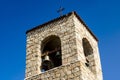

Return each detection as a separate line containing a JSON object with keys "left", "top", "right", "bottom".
{"left": 82, "top": 38, "right": 95, "bottom": 71}
{"left": 41, "top": 35, "right": 62, "bottom": 72}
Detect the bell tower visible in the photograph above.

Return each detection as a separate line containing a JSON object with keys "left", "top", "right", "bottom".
{"left": 25, "top": 11, "right": 103, "bottom": 80}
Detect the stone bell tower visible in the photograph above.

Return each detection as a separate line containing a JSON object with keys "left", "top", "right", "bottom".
{"left": 25, "top": 11, "right": 103, "bottom": 80}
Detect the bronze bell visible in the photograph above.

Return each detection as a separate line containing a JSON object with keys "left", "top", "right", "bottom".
{"left": 42, "top": 54, "right": 54, "bottom": 71}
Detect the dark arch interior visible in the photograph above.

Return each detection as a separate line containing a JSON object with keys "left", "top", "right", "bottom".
{"left": 82, "top": 38, "right": 93, "bottom": 57}
{"left": 41, "top": 36, "right": 62, "bottom": 71}
{"left": 42, "top": 36, "right": 61, "bottom": 52}
{"left": 82, "top": 38, "right": 94, "bottom": 68}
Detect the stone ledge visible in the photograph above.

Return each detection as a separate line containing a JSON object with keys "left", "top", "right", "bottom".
{"left": 25, "top": 60, "right": 95, "bottom": 80}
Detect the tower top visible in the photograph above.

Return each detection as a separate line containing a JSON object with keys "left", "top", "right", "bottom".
{"left": 26, "top": 11, "right": 98, "bottom": 41}
{"left": 25, "top": 11, "right": 102, "bottom": 80}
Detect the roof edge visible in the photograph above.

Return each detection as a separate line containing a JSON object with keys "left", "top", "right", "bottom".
{"left": 73, "top": 11, "right": 98, "bottom": 41}
{"left": 26, "top": 11, "right": 98, "bottom": 41}
{"left": 26, "top": 12, "right": 73, "bottom": 34}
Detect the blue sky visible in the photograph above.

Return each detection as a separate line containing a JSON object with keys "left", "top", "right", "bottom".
{"left": 0, "top": 0, "right": 120, "bottom": 80}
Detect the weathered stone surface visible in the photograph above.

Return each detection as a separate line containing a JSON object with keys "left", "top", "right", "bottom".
{"left": 25, "top": 61, "right": 95, "bottom": 80}
{"left": 25, "top": 12, "right": 103, "bottom": 80}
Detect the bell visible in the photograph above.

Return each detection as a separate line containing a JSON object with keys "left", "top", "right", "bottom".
{"left": 56, "top": 51, "right": 60, "bottom": 56}
{"left": 45, "top": 55, "right": 50, "bottom": 61}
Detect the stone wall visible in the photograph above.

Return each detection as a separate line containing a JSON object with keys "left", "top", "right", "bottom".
{"left": 25, "top": 14, "right": 79, "bottom": 78}
{"left": 25, "top": 61, "right": 95, "bottom": 80}
{"left": 73, "top": 15, "right": 103, "bottom": 80}
{"left": 25, "top": 12, "right": 103, "bottom": 80}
